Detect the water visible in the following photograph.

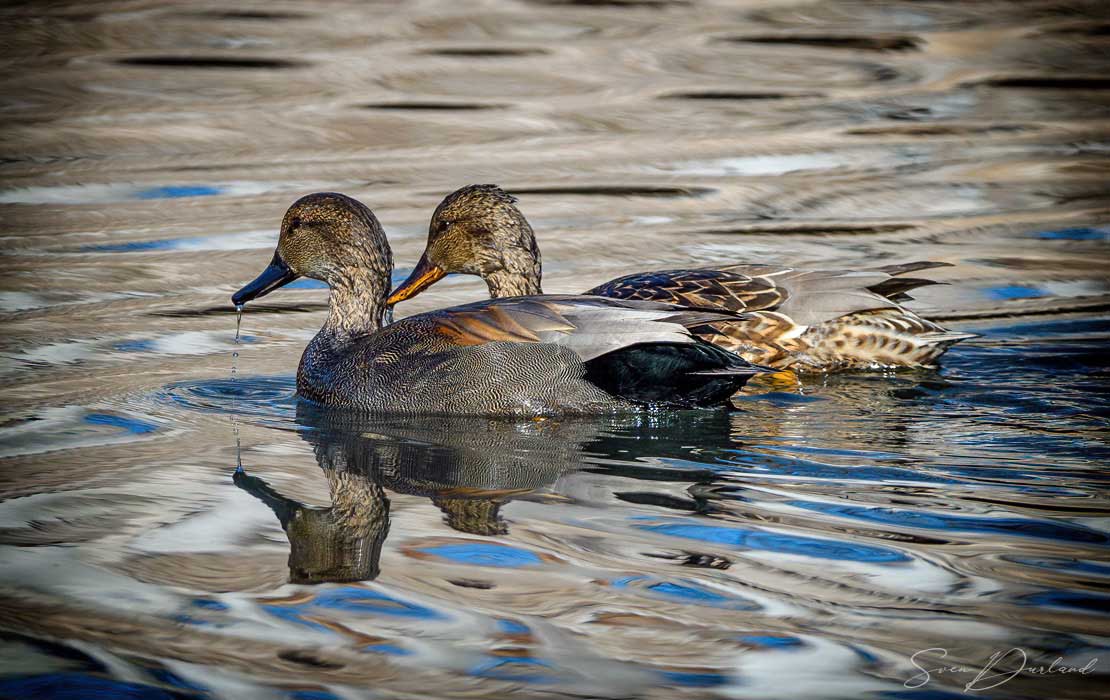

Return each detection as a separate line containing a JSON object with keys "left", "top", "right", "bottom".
{"left": 2, "top": 1, "right": 1109, "bottom": 698}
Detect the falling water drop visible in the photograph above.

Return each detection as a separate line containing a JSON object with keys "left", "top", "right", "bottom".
{"left": 234, "top": 303, "right": 244, "bottom": 342}
{"left": 231, "top": 302, "right": 243, "bottom": 474}
{"left": 234, "top": 430, "right": 243, "bottom": 474}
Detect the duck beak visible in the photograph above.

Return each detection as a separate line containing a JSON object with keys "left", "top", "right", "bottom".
{"left": 232, "top": 252, "right": 299, "bottom": 306}
{"left": 387, "top": 253, "right": 446, "bottom": 305}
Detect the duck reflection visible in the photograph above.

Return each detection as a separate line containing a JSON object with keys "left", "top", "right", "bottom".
{"left": 236, "top": 404, "right": 603, "bottom": 583}
{"left": 234, "top": 403, "right": 748, "bottom": 585}
{"left": 232, "top": 376, "right": 953, "bottom": 586}
{"left": 235, "top": 464, "right": 388, "bottom": 585}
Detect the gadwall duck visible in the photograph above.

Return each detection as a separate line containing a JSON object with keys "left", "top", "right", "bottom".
{"left": 387, "top": 185, "right": 976, "bottom": 371}
{"left": 231, "top": 192, "right": 765, "bottom": 416}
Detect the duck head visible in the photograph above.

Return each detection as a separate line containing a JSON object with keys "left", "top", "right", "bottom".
{"left": 387, "top": 184, "right": 541, "bottom": 304}
{"left": 233, "top": 192, "right": 393, "bottom": 309}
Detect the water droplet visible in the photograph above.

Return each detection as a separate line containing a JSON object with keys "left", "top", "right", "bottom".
{"left": 231, "top": 302, "right": 245, "bottom": 470}
{"left": 234, "top": 431, "right": 243, "bottom": 473}
{"left": 234, "top": 303, "right": 244, "bottom": 341}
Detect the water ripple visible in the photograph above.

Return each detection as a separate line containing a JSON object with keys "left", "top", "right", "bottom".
{"left": 3, "top": 1, "right": 1109, "bottom": 697}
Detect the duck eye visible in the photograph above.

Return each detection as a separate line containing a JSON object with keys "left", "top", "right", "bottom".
{"left": 289, "top": 216, "right": 302, "bottom": 229}
{"left": 437, "top": 219, "right": 451, "bottom": 234}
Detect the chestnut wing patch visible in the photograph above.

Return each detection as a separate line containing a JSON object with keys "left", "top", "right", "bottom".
{"left": 423, "top": 295, "right": 730, "bottom": 362}
{"left": 429, "top": 298, "right": 576, "bottom": 346}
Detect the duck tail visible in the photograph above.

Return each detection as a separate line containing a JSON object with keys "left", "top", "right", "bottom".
{"left": 868, "top": 261, "right": 954, "bottom": 303}
{"left": 584, "top": 339, "right": 771, "bottom": 408}
{"left": 917, "top": 329, "right": 979, "bottom": 345}
{"left": 868, "top": 276, "right": 946, "bottom": 303}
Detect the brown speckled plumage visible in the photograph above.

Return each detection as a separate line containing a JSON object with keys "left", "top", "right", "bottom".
{"left": 389, "top": 185, "right": 975, "bottom": 371}
{"left": 427, "top": 184, "right": 541, "bottom": 297}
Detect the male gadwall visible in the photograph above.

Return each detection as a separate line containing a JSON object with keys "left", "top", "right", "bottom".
{"left": 231, "top": 192, "right": 765, "bottom": 417}
{"left": 387, "top": 185, "right": 975, "bottom": 371}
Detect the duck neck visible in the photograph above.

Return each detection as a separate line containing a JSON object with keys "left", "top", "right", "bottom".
{"left": 324, "top": 268, "right": 389, "bottom": 340}
{"left": 284, "top": 468, "right": 390, "bottom": 584}
{"left": 298, "top": 268, "right": 390, "bottom": 403}
{"left": 431, "top": 495, "right": 506, "bottom": 535}
{"left": 485, "top": 266, "right": 542, "bottom": 298}
{"left": 482, "top": 214, "right": 543, "bottom": 298}
{"left": 323, "top": 467, "right": 390, "bottom": 540}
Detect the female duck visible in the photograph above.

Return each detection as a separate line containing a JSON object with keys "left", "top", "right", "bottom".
{"left": 387, "top": 185, "right": 975, "bottom": 371}
{"left": 232, "top": 193, "right": 764, "bottom": 416}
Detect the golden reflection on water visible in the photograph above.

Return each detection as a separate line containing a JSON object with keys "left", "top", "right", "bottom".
{"left": 1, "top": 0, "right": 1109, "bottom": 698}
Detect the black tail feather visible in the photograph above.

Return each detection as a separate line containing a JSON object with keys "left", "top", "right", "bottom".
{"left": 584, "top": 341, "right": 767, "bottom": 408}
{"left": 868, "top": 276, "right": 945, "bottom": 302}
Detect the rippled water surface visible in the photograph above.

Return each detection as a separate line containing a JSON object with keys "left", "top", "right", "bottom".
{"left": 2, "top": 1, "right": 1109, "bottom": 698}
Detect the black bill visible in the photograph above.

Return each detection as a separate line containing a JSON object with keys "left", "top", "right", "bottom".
{"left": 232, "top": 252, "right": 299, "bottom": 306}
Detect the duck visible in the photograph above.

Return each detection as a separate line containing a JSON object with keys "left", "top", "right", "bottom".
{"left": 231, "top": 192, "right": 766, "bottom": 417}
{"left": 387, "top": 184, "right": 976, "bottom": 371}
